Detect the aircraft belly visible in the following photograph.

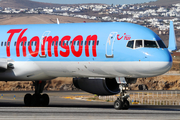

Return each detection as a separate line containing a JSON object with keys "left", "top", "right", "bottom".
{"left": 0, "top": 60, "right": 171, "bottom": 81}
{"left": 35, "top": 61, "right": 169, "bottom": 78}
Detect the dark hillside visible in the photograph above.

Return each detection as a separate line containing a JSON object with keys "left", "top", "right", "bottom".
{"left": 0, "top": 0, "right": 103, "bottom": 9}
{"left": 145, "top": 0, "right": 180, "bottom": 6}
{"left": 0, "top": 0, "right": 64, "bottom": 8}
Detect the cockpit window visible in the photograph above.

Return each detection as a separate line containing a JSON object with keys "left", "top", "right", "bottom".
{"left": 144, "top": 40, "right": 158, "bottom": 48}
{"left": 135, "top": 40, "right": 142, "bottom": 48}
{"left": 157, "top": 40, "right": 167, "bottom": 48}
{"left": 127, "top": 40, "right": 160, "bottom": 49}
{"left": 127, "top": 40, "right": 134, "bottom": 48}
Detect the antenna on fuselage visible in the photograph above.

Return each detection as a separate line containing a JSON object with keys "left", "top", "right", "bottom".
{"left": 57, "top": 18, "right": 60, "bottom": 25}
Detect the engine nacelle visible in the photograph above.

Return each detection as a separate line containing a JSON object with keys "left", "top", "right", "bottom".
{"left": 73, "top": 77, "right": 120, "bottom": 95}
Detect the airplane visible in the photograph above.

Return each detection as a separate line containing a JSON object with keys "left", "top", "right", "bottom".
{"left": 0, "top": 20, "right": 176, "bottom": 110}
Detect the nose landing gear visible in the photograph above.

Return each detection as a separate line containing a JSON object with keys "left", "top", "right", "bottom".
{"left": 114, "top": 77, "right": 130, "bottom": 110}
{"left": 24, "top": 81, "right": 49, "bottom": 106}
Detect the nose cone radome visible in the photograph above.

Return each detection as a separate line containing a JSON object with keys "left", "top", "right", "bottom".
{"left": 149, "top": 49, "right": 172, "bottom": 76}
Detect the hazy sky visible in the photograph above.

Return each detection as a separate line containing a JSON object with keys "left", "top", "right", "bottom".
{"left": 31, "top": 0, "right": 157, "bottom": 5}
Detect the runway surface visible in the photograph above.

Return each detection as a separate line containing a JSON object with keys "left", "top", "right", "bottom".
{"left": 0, "top": 91, "right": 180, "bottom": 120}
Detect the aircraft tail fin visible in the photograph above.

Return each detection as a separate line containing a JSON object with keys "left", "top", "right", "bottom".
{"left": 168, "top": 21, "right": 177, "bottom": 52}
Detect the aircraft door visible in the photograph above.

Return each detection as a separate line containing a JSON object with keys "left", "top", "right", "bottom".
{"left": 39, "top": 31, "right": 51, "bottom": 58}
{"left": 106, "top": 32, "right": 118, "bottom": 58}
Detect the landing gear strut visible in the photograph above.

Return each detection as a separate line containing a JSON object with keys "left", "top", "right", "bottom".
{"left": 24, "top": 81, "right": 49, "bottom": 106}
{"left": 114, "top": 77, "right": 130, "bottom": 110}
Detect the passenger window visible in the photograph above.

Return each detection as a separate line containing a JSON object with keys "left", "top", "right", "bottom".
{"left": 63, "top": 41, "right": 65, "bottom": 45}
{"left": 73, "top": 41, "right": 76, "bottom": 45}
{"left": 97, "top": 40, "right": 99, "bottom": 45}
{"left": 55, "top": 41, "right": 58, "bottom": 46}
{"left": 144, "top": 40, "right": 158, "bottom": 48}
{"left": 81, "top": 41, "right": 83, "bottom": 46}
{"left": 59, "top": 41, "right": 61, "bottom": 46}
{"left": 8, "top": 42, "right": 10, "bottom": 46}
{"left": 66, "top": 41, "right": 68, "bottom": 45}
{"left": 31, "top": 42, "right": 33, "bottom": 46}
{"left": 14, "top": 42, "right": 16, "bottom": 46}
{"left": 135, "top": 40, "right": 142, "bottom": 48}
{"left": 92, "top": 41, "right": 98, "bottom": 45}
{"left": 1, "top": 42, "right": 3, "bottom": 46}
{"left": 127, "top": 41, "right": 134, "bottom": 48}
{"left": 52, "top": 41, "right": 54, "bottom": 46}
{"left": 28, "top": 42, "right": 30, "bottom": 46}
{"left": 77, "top": 41, "right": 79, "bottom": 46}
{"left": 25, "top": 42, "right": 27, "bottom": 46}
{"left": 85, "top": 41, "right": 87, "bottom": 45}
{"left": 88, "top": 41, "right": 91, "bottom": 45}
{"left": 4, "top": 42, "right": 6, "bottom": 46}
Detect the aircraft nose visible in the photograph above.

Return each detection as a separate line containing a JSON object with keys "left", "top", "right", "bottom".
{"left": 149, "top": 49, "right": 172, "bottom": 75}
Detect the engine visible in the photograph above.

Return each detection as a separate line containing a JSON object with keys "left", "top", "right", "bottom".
{"left": 73, "top": 77, "right": 138, "bottom": 95}
{"left": 73, "top": 77, "right": 120, "bottom": 95}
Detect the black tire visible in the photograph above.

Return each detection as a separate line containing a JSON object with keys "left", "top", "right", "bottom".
{"left": 41, "top": 94, "right": 49, "bottom": 106}
{"left": 114, "top": 100, "right": 123, "bottom": 110}
{"left": 31, "top": 94, "right": 40, "bottom": 106}
{"left": 24, "top": 93, "right": 32, "bottom": 106}
{"left": 122, "top": 100, "right": 130, "bottom": 110}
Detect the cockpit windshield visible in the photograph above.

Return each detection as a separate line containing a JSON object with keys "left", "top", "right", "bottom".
{"left": 127, "top": 41, "right": 134, "bottom": 48}
{"left": 157, "top": 40, "right": 167, "bottom": 48}
{"left": 127, "top": 40, "right": 166, "bottom": 49}
{"left": 144, "top": 40, "right": 158, "bottom": 48}
{"left": 135, "top": 40, "right": 143, "bottom": 48}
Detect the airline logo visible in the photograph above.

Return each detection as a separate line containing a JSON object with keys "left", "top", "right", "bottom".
{"left": 6, "top": 29, "right": 98, "bottom": 58}
{"left": 117, "top": 33, "right": 131, "bottom": 40}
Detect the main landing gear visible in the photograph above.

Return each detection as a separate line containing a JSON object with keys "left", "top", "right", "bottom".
{"left": 24, "top": 81, "right": 49, "bottom": 106}
{"left": 114, "top": 77, "right": 130, "bottom": 110}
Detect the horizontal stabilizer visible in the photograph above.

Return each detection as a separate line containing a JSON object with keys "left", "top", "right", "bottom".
{"left": 168, "top": 21, "right": 177, "bottom": 52}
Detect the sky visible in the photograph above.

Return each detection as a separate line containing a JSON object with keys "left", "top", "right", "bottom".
{"left": 31, "top": 0, "right": 157, "bottom": 5}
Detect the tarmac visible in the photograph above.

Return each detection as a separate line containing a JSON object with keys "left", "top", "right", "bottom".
{"left": 0, "top": 91, "right": 179, "bottom": 120}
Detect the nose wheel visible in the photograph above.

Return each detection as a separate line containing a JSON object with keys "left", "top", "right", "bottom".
{"left": 114, "top": 98, "right": 130, "bottom": 110}
{"left": 24, "top": 81, "right": 49, "bottom": 106}
{"left": 114, "top": 78, "right": 130, "bottom": 110}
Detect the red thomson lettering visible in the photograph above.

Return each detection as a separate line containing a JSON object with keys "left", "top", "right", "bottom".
{"left": 7, "top": 29, "right": 22, "bottom": 57}
{"left": 16, "top": 29, "right": 27, "bottom": 57}
{"left": 85, "top": 35, "right": 97, "bottom": 57}
{"left": 28, "top": 36, "right": 40, "bottom": 57}
{"left": 47, "top": 36, "right": 59, "bottom": 57}
{"left": 71, "top": 35, "right": 83, "bottom": 57}
{"left": 41, "top": 36, "right": 47, "bottom": 56}
{"left": 60, "top": 35, "right": 71, "bottom": 57}
{"left": 6, "top": 28, "right": 98, "bottom": 58}
{"left": 41, "top": 36, "right": 59, "bottom": 57}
